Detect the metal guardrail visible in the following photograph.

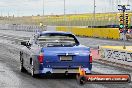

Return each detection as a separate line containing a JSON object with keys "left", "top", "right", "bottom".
{"left": 0, "top": 24, "right": 47, "bottom": 32}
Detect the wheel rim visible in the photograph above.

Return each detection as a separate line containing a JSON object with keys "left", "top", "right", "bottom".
{"left": 20, "top": 52, "right": 23, "bottom": 71}
{"left": 31, "top": 61, "right": 34, "bottom": 76}
{"left": 20, "top": 60, "right": 23, "bottom": 70}
{"left": 80, "top": 77, "right": 86, "bottom": 84}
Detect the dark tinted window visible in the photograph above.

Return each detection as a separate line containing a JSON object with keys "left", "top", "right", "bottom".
{"left": 36, "top": 33, "right": 79, "bottom": 47}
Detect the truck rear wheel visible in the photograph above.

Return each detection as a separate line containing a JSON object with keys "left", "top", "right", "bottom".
{"left": 77, "top": 76, "right": 87, "bottom": 85}
{"left": 31, "top": 60, "right": 38, "bottom": 78}
{"left": 20, "top": 52, "right": 26, "bottom": 72}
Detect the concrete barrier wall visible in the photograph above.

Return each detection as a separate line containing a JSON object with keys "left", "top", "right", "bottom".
{"left": 56, "top": 26, "right": 120, "bottom": 40}
{"left": 0, "top": 24, "right": 46, "bottom": 32}
{"left": 99, "top": 46, "right": 132, "bottom": 66}
{"left": 46, "top": 26, "right": 56, "bottom": 31}
{"left": 0, "top": 25, "right": 120, "bottom": 40}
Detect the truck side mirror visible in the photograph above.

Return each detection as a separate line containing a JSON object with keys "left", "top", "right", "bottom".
{"left": 21, "top": 41, "right": 27, "bottom": 46}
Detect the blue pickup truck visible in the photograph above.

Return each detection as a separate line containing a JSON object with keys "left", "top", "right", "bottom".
{"left": 20, "top": 31, "right": 92, "bottom": 77}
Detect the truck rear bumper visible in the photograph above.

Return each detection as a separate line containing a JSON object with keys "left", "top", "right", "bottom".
{"left": 34, "top": 68, "right": 91, "bottom": 74}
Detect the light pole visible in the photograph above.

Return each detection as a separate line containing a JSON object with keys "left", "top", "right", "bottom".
{"left": 64, "top": 0, "right": 66, "bottom": 26}
{"left": 43, "top": 0, "right": 44, "bottom": 16}
{"left": 64, "top": 0, "right": 66, "bottom": 16}
{"left": 93, "top": 0, "right": 96, "bottom": 27}
{"left": 127, "top": 0, "right": 129, "bottom": 5}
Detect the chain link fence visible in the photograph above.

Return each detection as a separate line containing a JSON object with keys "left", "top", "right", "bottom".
{"left": 0, "top": 13, "right": 131, "bottom": 27}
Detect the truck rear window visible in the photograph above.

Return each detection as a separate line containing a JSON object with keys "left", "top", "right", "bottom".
{"left": 37, "top": 33, "right": 79, "bottom": 47}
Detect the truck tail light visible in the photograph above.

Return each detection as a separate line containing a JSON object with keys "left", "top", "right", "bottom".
{"left": 38, "top": 53, "right": 44, "bottom": 64}
{"left": 89, "top": 54, "right": 92, "bottom": 63}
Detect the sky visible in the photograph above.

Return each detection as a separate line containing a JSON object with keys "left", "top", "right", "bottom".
{"left": 0, "top": 0, "right": 132, "bottom": 16}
